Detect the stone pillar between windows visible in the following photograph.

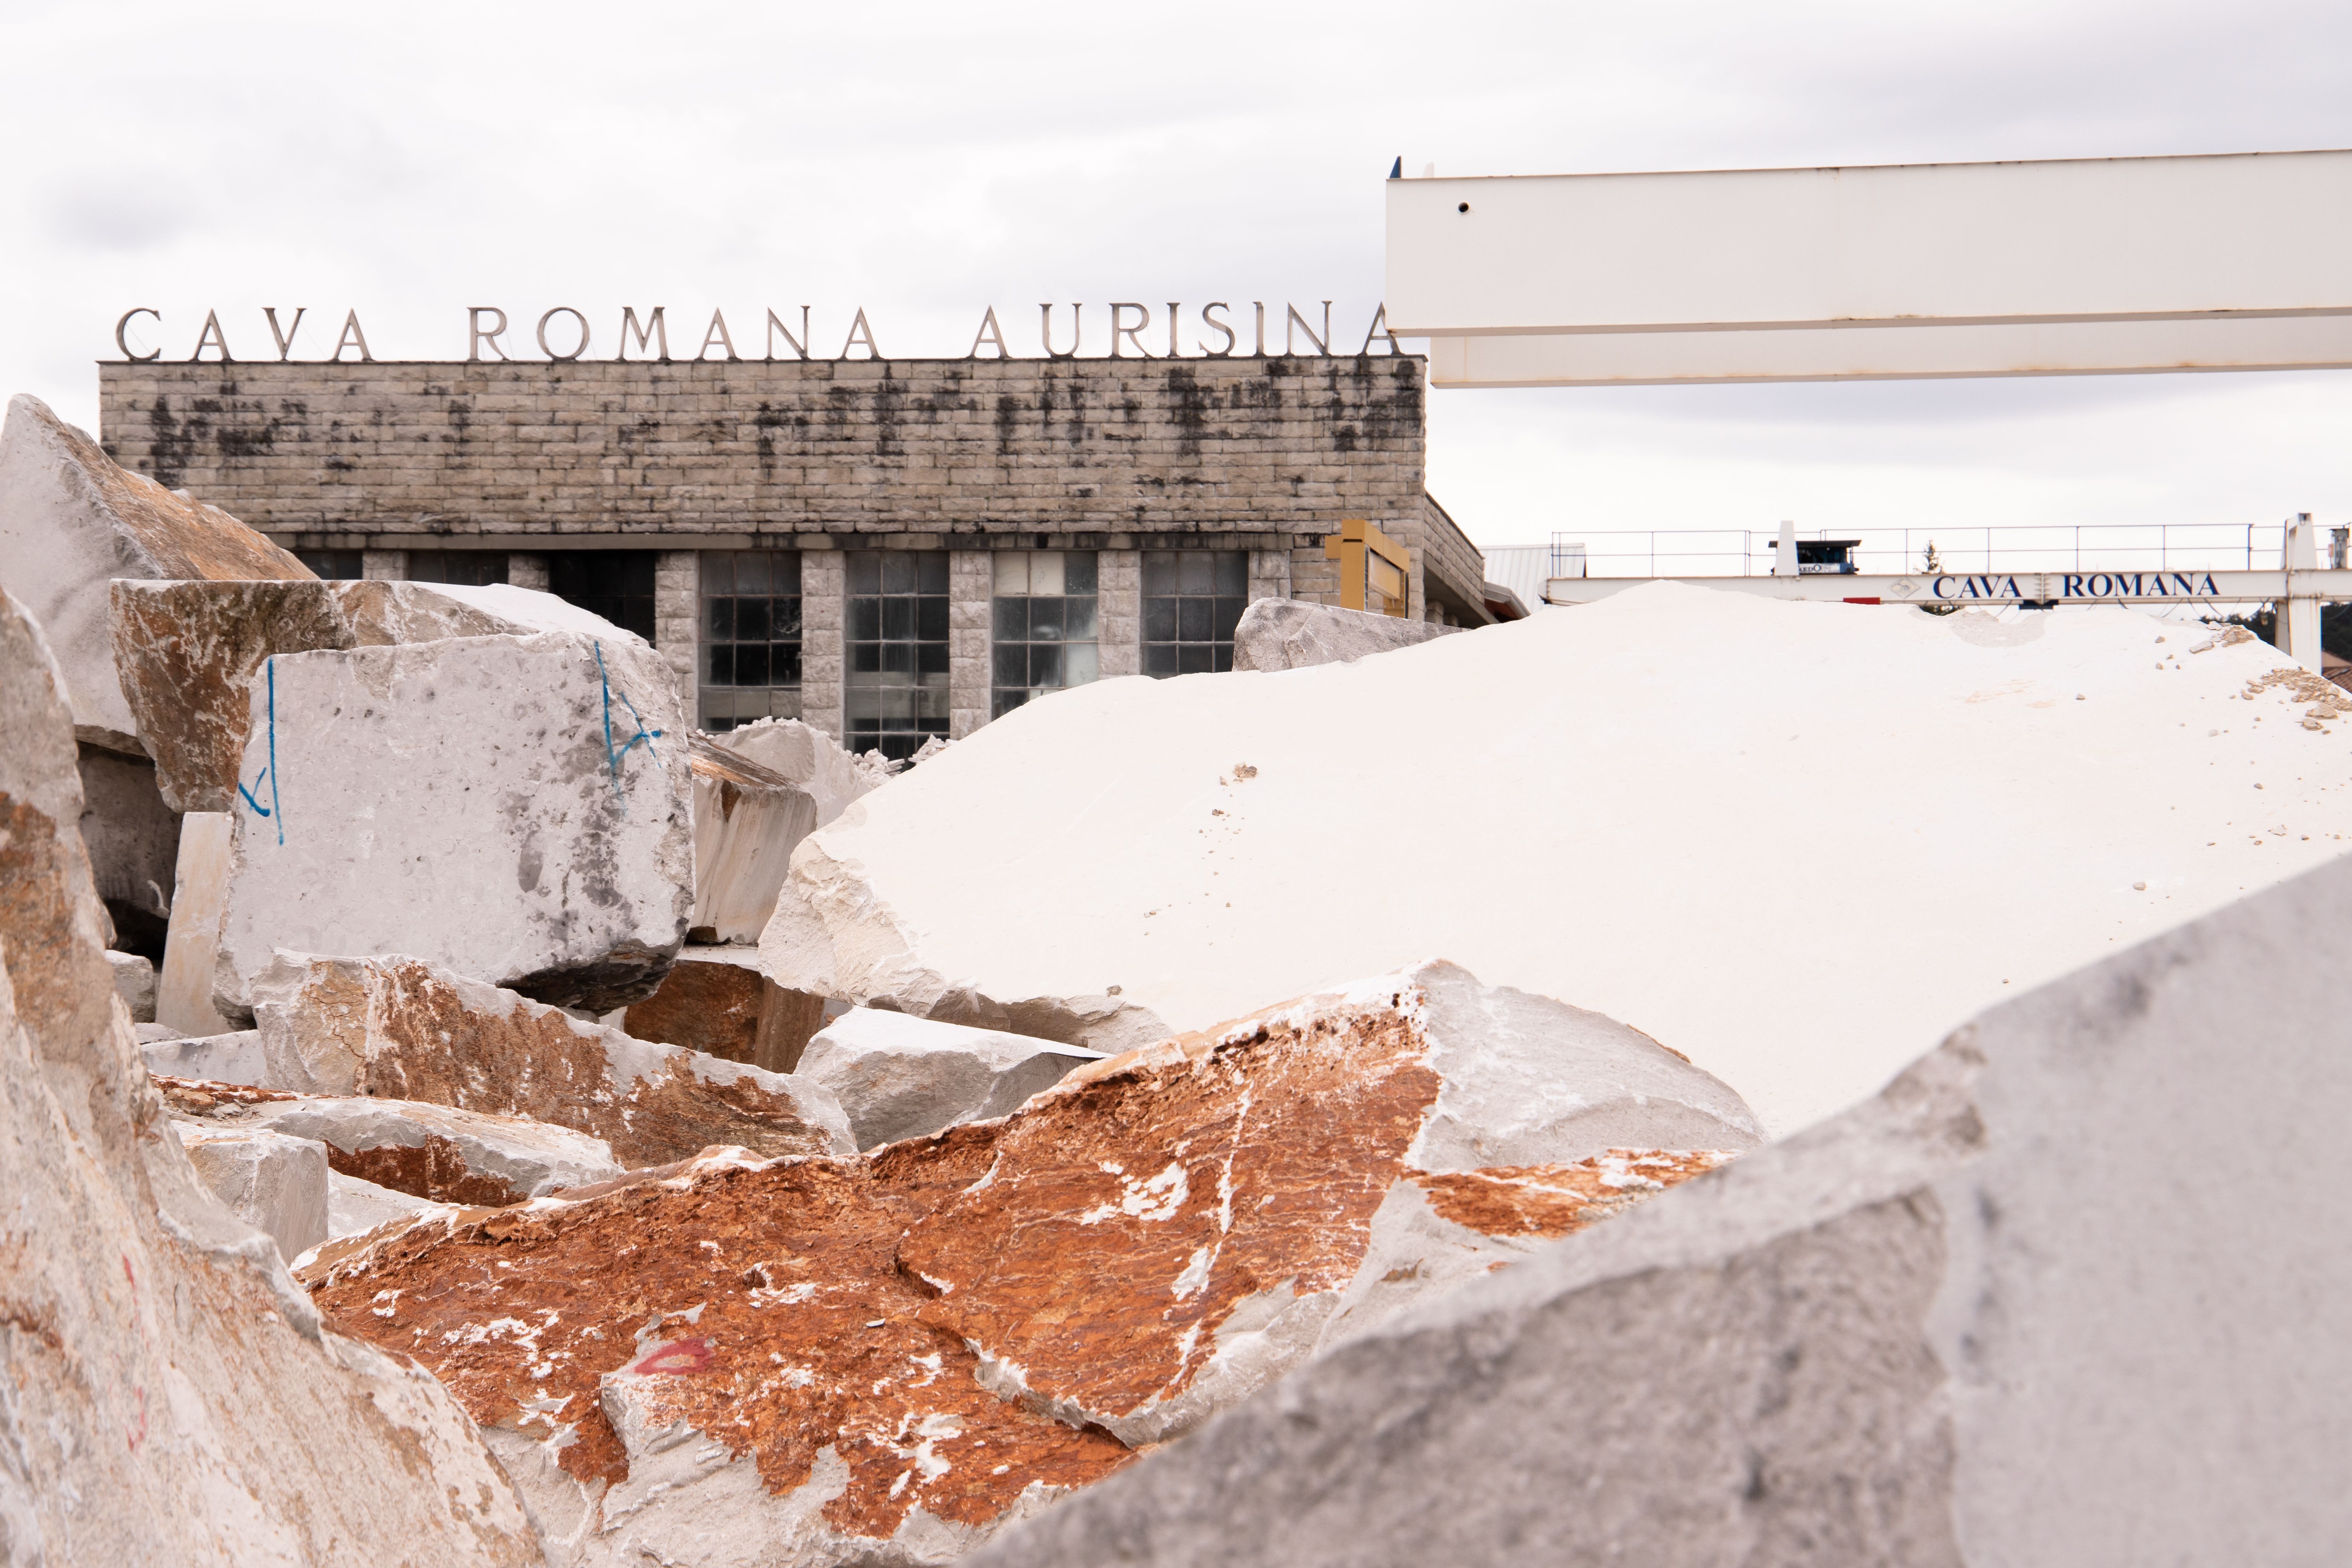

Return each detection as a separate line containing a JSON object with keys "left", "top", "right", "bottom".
{"left": 361, "top": 550, "right": 406, "bottom": 581}
{"left": 654, "top": 552, "right": 699, "bottom": 719}
{"left": 948, "top": 550, "right": 992, "bottom": 740}
{"left": 1098, "top": 550, "right": 1141, "bottom": 680}
{"left": 508, "top": 553, "right": 549, "bottom": 591}
{"left": 1247, "top": 548, "right": 1291, "bottom": 604}
{"left": 1288, "top": 541, "right": 1339, "bottom": 607}
{"left": 800, "top": 550, "right": 846, "bottom": 741}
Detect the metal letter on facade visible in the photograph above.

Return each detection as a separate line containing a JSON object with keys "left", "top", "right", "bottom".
{"left": 968, "top": 307, "right": 1011, "bottom": 358}
{"left": 1167, "top": 303, "right": 1181, "bottom": 357}
{"left": 1040, "top": 303, "right": 1082, "bottom": 359}
{"left": 189, "top": 310, "right": 233, "bottom": 363}
{"left": 264, "top": 307, "right": 306, "bottom": 361}
{"left": 698, "top": 309, "right": 739, "bottom": 361}
{"left": 839, "top": 308, "right": 882, "bottom": 360}
{"left": 330, "top": 310, "right": 375, "bottom": 363}
{"left": 618, "top": 307, "right": 669, "bottom": 361}
{"left": 766, "top": 307, "right": 811, "bottom": 361}
{"left": 1197, "top": 302, "right": 1236, "bottom": 357}
{"left": 114, "top": 308, "right": 161, "bottom": 362}
{"left": 1285, "top": 301, "right": 1332, "bottom": 356}
{"left": 468, "top": 307, "right": 511, "bottom": 362}
{"left": 537, "top": 307, "right": 591, "bottom": 361}
{"left": 1253, "top": 302, "right": 1267, "bottom": 356}
{"left": 1358, "top": 303, "right": 1400, "bottom": 355}
{"left": 1108, "top": 303, "right": 1154, "bottom": 357}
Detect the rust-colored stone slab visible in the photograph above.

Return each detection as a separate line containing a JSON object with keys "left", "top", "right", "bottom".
{"left": 252, "top": 952, "right": 853, "bottom": 1165}
{"left": 621, "top": 947, "right": 827, "bottom": 1073}
{"left": 304, "top": 960, "right": 1750, "bottom": 1566}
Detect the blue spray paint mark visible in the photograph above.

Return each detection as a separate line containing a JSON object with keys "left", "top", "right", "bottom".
{"left": 234, "top": 659, "right": 286, "bottom": 843}
{"left": 595, "top": 641, "right": 663, "bottom": 796}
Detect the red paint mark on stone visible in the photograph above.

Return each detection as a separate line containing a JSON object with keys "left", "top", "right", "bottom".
{"left": 629, "top": 1337, "right": 715, "bottom": 1375}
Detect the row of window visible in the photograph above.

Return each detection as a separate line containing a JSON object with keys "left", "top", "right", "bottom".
{"left": 295, "top": 546, "right": 1254, "bottom": 762}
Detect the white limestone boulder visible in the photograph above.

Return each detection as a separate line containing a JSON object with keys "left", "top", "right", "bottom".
{"left": 255, "top": 1096, "right": 626, "bottom": 1205}
{"left": 212, "top": 628, "right": 694, "bottom": 1015}
{"left": 105, "top": 948, "right": 155, "bottom": 1021}
{"left": 967, "top": 852, "right": 2352, "bottom": 1568}
{"left": 175, "top": 1122, "right": 330, "bottom": 1261}
{"left": 716, "top": 714, "right": 876, "bottom": 828}
{"left": 0, "top": 394, "right": 312, "bottom": 746}
{"left": 1229, "top": 597, "right": 1456, "bottom": 671}
{"left": 0, "top": 583, "right": 542, "bottom": 1565}
{"left": 795, "top": 1006, "right": 1105, "bottom": 1149}
{"left": 143, "top": 1027, "right": 266, "bottom": 1084}
{"left": 247, "top": 951, "right": 854, "bottom": 1165}
{"left": 110, "top": 574, "right": 642, "bottom": 812}
{"left": 686, "top": 731, "right": 819, "bottom": 942}
{"left": 325, "top": 1169, "right": 439, "bottom": 1241}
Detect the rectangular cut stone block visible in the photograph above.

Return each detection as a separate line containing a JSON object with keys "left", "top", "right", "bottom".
{"left": 711, "top": 715, "right": 875, "bottom": 828}
{"left": 174, "top": 1123, "right": 330, "bottom": 1261}
{"left": 686, "top": 732, "right": 819, "bottom": 943}
{"left": 249, "top": 952, "right": 853, "bottom": 1166}
{"left": 111, "top": 576, "right": 644, "bottom": 812}
{"left": 212, "top": 629, "right": 693, "bottom": 1015}
{"left": 106, "top": 949, "right": 156, "bottom": 1021}
{"left": 0, "top": 394, "right": 311, "bottom": 744}
{"left": 156, "top": 809, "right": 234, "bottom": 1034}
{"left": 795, "top": 1006, "right": 1102, "bottom": 1150}
{"left": 253, "top": 1097, "right": 626, "bottom": 1206}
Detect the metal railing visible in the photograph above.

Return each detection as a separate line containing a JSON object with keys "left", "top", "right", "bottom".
{"left": 1548, "top": 522, "right": 2329, "bottom": 581}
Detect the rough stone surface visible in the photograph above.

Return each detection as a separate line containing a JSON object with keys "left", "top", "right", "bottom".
{"left": 0, "top": 394, "right": 311, "bottom": 740}
{"left": 304, "top": 960, "right": 1747, "bottom": 1566}
{"left": 174, "top": 1122, "right": 331, "bottom": 1261}
{"left": 143, "top": 1027, "right": 265, "bottom": 1084}
{"left": 716, "top": 715, "right": 874, "bottom": 830}
{"left": 326, "top": 1168, "right": 438, "bottom": 1241}
{"left": 111, "top": 575, "right": 640, "bottom": 812}
{"left": 105, "top": 947, "right": 155, "bottom": 1021}
{"left": 249, "top": 951, "right": 853, "bottom": 1164}
{"left": 1229, "top": 597, "right": 1456, "bottom": 672}
{"left": 687, "top": 731, "right": 819, "bottom": 943}
{"left": 212, "top": 628, "right": 694, "bottom": 1015}
{"left": 156, "top": 808, "right": 234, "bottom": 1034}
{"left": 621, "top": 945, "right": 828, "bottom": 1074}
{"left": 968, "top": 854, "right": 2352, "bottom": 1568}
{"left": 0, "top": 584, "right": 543, "bottom": 1566}
{"left": 795, "top": 1006, "right": 1103, "bottom": 1150}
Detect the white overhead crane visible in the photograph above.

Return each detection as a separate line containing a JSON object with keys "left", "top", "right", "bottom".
{"left": 1383, "top": 149, "right": 2352, "bottom": 669}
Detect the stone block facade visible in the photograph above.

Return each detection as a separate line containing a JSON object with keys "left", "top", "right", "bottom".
{"left": 97, "top": 355, "right": 1493, "bottom": 748}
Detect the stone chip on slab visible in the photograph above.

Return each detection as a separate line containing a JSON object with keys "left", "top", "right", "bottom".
{"left": 963, "top": 853, "right": 2352, "bottom": 1568}
{"left": 794, "top": 1005, "right": 1104, "bottom": 1150}
{"left": 0, "top": 581, "right": 541, "bottom": 1566}
{"left": 303, "top": 958, "right": 1752, "bottom": 1567}
{"left": 249, "top": 950, "right": 853, "bottom": 1164}
{"left": 211, "top": 626, "right": 694, "bottom": 1015}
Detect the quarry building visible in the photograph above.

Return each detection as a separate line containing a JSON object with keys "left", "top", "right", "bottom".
{"left": 97, "top": 354, "right": 1510, "bottom": 757}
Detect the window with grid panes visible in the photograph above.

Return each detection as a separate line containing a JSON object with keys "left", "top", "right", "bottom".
{"left": 295, "top": 548, "right": 363, "bottom": 579}
{"left": 990, "top": 551, "right": 1099, "bottom": 718}
{"left": 406, "top": 549, "right": 508, "bottom": 587}
{"left": 548, "top": 552, "right": 656, "bottom": 641}
{"left": 699, "top": 551, "right": 803, "bottom": 731}
{"left": 1141, "top": 549, "right": 1248, "bottom": 675}
{"left": 846, "top": 551, "right": 949, "bottom": 760}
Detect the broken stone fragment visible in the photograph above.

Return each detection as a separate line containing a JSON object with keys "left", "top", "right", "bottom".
{"left": 0, "top": 582, "right": 539, "bottom": 1564}
{"left": 156, "top": 808, "right": 234, "bottom": 1034}
{"left": 965, "top": 856, "right": 2352, "bottom": 1568}
{"left": 685, "top": 731, "right": 819, "bottom": 942}
{"left": 110, "top": 575, "right": 642, "bottom": 812}
{"left": 105, "top": 948, "right": 155, "bottom": 1021}
{"left": 305, "top": 959, "right": 1748, "bottom": 1565}
{"left": 174, "top": 1122, "right": 330, "bottom": 1261}
{"left": 143, "top": 1027, "right": 266, "bottom": 1084}
{"left": 795, "top": 1006, "right": 1103, "bottom": 1150}
{"left": 714, "top": 714, "right": 876, "bottom": 830}
{"left": 249, "top": 951, "right": 853, "bottom": 1164}
{"left": 210, "top": 628, "right": 694, "bottom": 1015}
{"left": 255, "top": 1096, "right": 625, "bottom": 1205}
{"left": 326, "top": 1169, "right": 439, "bottom": 1242}
{"left": 1229, "top": 597, "right": 1457, "bottom": 672}
{"left": 0, "top": 394, "right": 312, "bottom": 742}
{"left": 619, "top": 944, "right": 827, "bottom": 1073}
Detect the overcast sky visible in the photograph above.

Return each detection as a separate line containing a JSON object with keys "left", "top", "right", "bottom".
{"left": 4, "top": 0, "right": 2349, "bottom": 554}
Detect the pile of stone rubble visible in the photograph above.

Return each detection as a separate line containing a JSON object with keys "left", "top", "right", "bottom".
{"left": 4, "top": 390, "right": 2347, "bottom": 1564}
